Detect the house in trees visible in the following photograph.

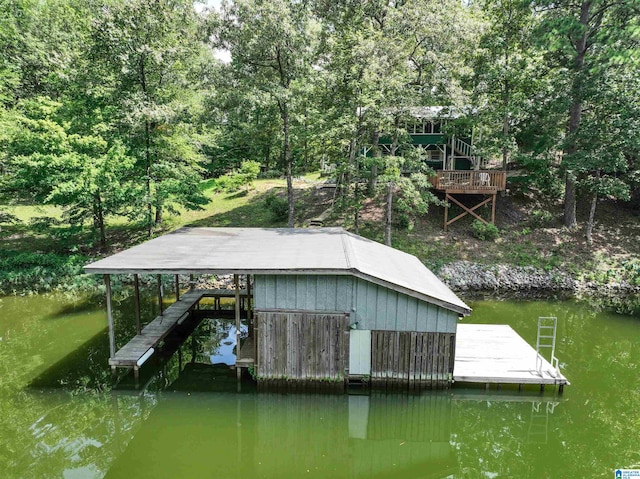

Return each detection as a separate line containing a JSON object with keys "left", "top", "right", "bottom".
{"left": 363, "top": 106, "right": 507, "bottom": 230}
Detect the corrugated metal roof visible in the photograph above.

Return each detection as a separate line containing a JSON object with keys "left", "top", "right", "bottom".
{"left": 84, "top": 227, "right": 471, "bottom": 315}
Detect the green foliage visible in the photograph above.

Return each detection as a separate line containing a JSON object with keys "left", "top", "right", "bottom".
{"left": 472, "top": 220, "right": 500, "bottom": 241}
{"left": 2, "top": 97, "right": 136, "bottom": 247}
{"left": 214, "top": 160, "right": 261, "bottom": 193}
{"left": 258, "top": 170, "right": 282, "bottom": 179}
{"left": 0, "top": 250, "right": 97, "bottom": 295}
{"left": 530, "top": 209, "right": 554, "bottom": 228}
{"left": 264, "top": 192, "right": 289, "bottom": 221}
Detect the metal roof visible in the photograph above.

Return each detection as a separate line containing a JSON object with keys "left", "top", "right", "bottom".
{"left": 84, "top": 227, "right": 471, "bottom": 315}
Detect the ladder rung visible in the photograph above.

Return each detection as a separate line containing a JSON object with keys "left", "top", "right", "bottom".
{"left": 538, "top": 335, "right": 555, "bottom": 339}
{"left": 539, "top": 325, "right": 555, "bottom": 329}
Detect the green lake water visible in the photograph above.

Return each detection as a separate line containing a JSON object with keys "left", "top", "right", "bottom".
{"left": 1, "top": 292, "right": 639, "bottom": 478}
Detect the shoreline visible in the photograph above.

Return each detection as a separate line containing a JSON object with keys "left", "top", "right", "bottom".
{"left": 438, "top": 260, "right": 640, "bottom": 302}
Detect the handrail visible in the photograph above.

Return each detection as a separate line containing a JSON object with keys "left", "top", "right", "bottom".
{"left": 430, "top": 170, "right": 506, "bottom": 192}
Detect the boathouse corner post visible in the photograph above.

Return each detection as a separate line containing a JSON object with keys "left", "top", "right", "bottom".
{"left": 157, "top": 274, "right": 163, "bottom": 316}
{"left": 104, "top": 274, "right": 116, "bottom": 377}
{"left": 234, "top": 274, "right": 241, "bottom": 386}
{"left": 134, "top": 274, "right": 141, "bottom": 335}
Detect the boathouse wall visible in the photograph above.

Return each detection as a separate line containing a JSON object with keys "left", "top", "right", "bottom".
{"left": 253, "top": 275, "right": 458, "bottom": 333}
{"left": 253, "top": 274, "right": 458, "bottom": 388}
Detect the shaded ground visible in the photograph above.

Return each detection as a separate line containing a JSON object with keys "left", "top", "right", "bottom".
{"left": 1, "top": 174, "right": 638, "bottom": 293}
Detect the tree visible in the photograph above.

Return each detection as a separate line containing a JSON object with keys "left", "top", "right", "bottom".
{"left": 2, "top": 97, "right": 135, "bottom": 249}
{"left": 218, "top": 0, "right": 319, "bottom": 227}
{"left": 90, "top": 0, "right": 209, "bottom": 235}
{"left": 471, "top": 0, "right": 539, "bottom": 171}
{"left": 536, "top": 0, "right": 640, "bottom": 228}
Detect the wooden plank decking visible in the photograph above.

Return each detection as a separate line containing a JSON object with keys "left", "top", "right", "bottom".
{"left": 453, "top": 324, "right": 569, "bottom": 386}
{"left": 109, "top": 288, "right": 246, "bottom": 368}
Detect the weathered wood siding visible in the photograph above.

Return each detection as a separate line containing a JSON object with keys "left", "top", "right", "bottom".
{"left": 370, "top": 331, "right": 456, "bottom": 389}
{"left": 353, "top": 278, "right": 458, "bottom": 333}
{"left": 255, "top": 310, "right": 350, "bottom": 385}
{"left": 254, "top": 275, "right": 459, "bottom": 334}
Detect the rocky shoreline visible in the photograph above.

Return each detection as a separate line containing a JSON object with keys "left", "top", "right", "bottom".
{"left": 437, "top": 261, "right": 640, "bottom": 298}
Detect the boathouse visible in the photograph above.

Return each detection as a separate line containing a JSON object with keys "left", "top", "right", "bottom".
{"left": 85, "top": 227, "right": 471, "bottom": 389}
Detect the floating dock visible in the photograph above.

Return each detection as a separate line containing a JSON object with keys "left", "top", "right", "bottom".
{"left": 454, "top": 324, "right": 569, "bottom": 390}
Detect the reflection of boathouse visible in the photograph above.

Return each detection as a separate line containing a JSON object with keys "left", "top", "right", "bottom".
{"left": 86, "top": 227, "right": 469, "bottom": 390}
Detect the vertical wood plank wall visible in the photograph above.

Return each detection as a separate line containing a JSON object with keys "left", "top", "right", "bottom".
{"left": 256, "top": 310, "right": 350, "bottom": 388}
{"left": 370, "top": 331, "right": 456, "bottom": 389}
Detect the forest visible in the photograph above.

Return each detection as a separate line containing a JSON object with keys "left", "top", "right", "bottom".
{"left": 0, "top": 0, "right": 639, "bottom": 292}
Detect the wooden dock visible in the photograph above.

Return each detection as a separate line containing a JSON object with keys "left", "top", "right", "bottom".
{"left": 109, "top": 288, "right": 247, "bottom": 370}
{"left": 453, "top": 324, "right": 569, "bottom": 388}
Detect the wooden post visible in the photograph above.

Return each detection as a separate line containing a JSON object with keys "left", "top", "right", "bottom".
{"left": 234, "top": 274, "right": 241, "bottom": 387}
{"left": 175, "top": 274, "right": 180, "bottom": 302}
{"left": 491, "top": 193, "right": 497, "bottom": 224}
{"left": 157, "top": 274, "right": 163, "bottom": 316}
{"left": 105, "top": 274, "right": 116, "bottom": 359}
{"left": 134, "top": 274, "right": 141, "bottom": 335}
{"left": 451, "top": 133, "right": 456, "bottom": 169}
{"left": 247, "top": 274, "right": 253, "bottom": 337}
{"left": 444, "top": 193, "right": 449, "bottom": 231}
{"left": 189, "top": 273, "right": 194, "bottom": 291}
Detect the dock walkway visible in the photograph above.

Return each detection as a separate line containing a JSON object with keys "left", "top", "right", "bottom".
{"left": 109, "top": 288, "right": 246, "bottom": 370}
{"left": 453, "top": 324, "right": 569, "bottom": 388}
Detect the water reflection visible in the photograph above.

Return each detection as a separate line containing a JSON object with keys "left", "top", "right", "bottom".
{"left": 2, "top": 294, "right": 639, "bottom": 479}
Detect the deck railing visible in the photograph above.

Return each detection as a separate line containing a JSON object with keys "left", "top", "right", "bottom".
{"left": 430, "top": 170, "right": 506, "bottom": 192}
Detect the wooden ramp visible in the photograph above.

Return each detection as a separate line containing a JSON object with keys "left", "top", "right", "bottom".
{"left": 453, "top": 324, "right": 569, "bottom": 387}
{"left": 109, "top": 288, "right": 246, "bottom": 369}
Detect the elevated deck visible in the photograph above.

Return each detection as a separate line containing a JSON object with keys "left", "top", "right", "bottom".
{"left": 453, "top": 324, "right": 569, "bottom": 387}
{"left": 430, "top": 170, "right": 506, "bottom": 194}
{"left": 109, "top": 288, "right": 247, "bottom": 369}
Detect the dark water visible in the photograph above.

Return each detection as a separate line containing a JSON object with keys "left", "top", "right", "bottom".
{"left": 0, "top": 292, "right": 639, "bottom": 478}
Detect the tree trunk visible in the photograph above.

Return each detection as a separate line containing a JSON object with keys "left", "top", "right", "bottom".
{"left": 94, "top": 193, "right": 106, "bottom": 251}
{"left": 145, "top": 120, "right": 153, "bottom": 237}
{"left": 353, "top": 182, "right": 360, "bottom": 235}
{"left": 384, "top": 181, "right": 394, "bottom": 247}
{"left": 586, "top": 170, "right": 600, "bottom": 244}
{"left": 368, "top": 130, "right": 380, "bottom": 196}
{"left": 564, "top": 172, "right": 577, "bottom": 228}
{"left": 155, "top": 205, "right": 163, "bottom": 225}
{"left": 282, "top": 102, "right": 294, "bottom": 228}
{"left": 586, "top": 191, "right": 597, "bottom": 245}
{"left": 563, "top": 1, "right": 591, "bottom": 228}
{"left": 502, "top": 21, "right": 510, "bottom": 171}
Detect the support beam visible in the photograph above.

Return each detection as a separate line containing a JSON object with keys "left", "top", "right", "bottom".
{"left": 104, "top": 274, "right": 115, "bottom": 359}
{"left": 444, "top": 194, "right": 450, "bottom": 231}
{"left": 157, "top": 274, "right": 163, "bottom": 316}
{"left": 134, "top": 274, "right": 141, "bottom": 335}
{"left": 444, "top": 193, "right": 495, "bottom": 230}
{"left": 247, "top": 275, "right": 253, "bottom": 337}
{"left": 491, "top": 193, "right": 497, "bottom": 224}
{"left": 234, "top": 274, "right": 241, "bottom": 388}
{"left": 175, "top": 274, "right": 180, "bottom": 302}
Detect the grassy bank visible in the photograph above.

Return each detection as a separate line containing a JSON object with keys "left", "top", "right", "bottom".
{"left": 1, "top": 174, "right": 639, "bottom": 295}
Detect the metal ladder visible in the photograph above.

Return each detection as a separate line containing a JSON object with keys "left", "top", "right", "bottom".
{"left": 536, "top": 317, "right": 559, "bottom": 376}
